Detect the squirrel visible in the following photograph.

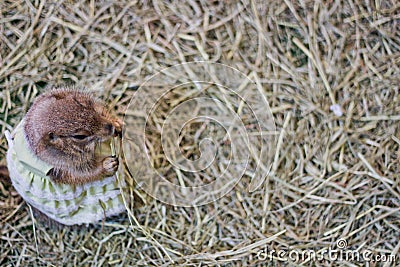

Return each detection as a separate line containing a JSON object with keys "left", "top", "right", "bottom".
{"left": 23, "top": 88, "right": 123, "bottom": 185}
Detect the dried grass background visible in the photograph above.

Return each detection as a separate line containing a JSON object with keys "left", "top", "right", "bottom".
{"left": 1, "top": 0, "right": 400, "bottom": 266}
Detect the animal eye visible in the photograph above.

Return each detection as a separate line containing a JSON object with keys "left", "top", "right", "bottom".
{"left": 72, "top": 135, "right": 88, "bottom": 140}
{"left": 48, "top": 132, "right": 56, "bottom": 140}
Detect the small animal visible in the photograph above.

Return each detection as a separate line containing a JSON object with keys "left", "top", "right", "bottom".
{"left": 24, "top": 88, "right": 122, "bottom": 185}
{"left": 6, "top": 87, "right": 127, "bottom": 225}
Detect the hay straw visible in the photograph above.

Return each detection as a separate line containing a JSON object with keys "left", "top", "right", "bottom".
{"left": 1, "top": 0, "right": 399, "bottom": 266}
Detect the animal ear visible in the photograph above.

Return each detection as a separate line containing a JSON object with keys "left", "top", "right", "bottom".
{"left": 48, "top": 132, "right": 57, "bottom": 141}
{"left": 46, "top": 132, "right": 63, "bottom": 147}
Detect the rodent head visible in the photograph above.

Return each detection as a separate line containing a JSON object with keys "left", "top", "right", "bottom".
{"left": 24, "top": 88, "right": 117, "bottom": 169}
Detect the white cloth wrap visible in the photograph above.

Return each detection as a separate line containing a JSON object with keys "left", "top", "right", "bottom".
{"left": 5, "top": 121, "right": 127, "bottom": 225}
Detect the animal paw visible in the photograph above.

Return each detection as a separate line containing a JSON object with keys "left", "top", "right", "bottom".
{"left": 102, "top": 156, "right": 119, "bottom": 176}
{"left": 113, "top": 118, "right": 123, "bottom": 137}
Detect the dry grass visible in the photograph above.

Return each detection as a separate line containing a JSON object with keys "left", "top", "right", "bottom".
{"left": 1, "top": 0, "right": 400, "bottom": 266}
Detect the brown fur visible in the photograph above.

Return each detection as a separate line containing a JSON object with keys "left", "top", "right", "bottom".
{"left": 24, "top": 88, "right": 122, "bottom": 185}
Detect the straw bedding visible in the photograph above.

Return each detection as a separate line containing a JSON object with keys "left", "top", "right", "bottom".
{"left": 1, "top": 0, "right": 399, "bottom": 266}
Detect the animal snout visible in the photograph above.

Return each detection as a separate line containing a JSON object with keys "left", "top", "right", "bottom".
{"left": 105, "top": 123, "right": 114, "bottom": 135}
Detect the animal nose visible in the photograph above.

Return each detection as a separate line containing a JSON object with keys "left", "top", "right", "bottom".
{"left": 105, "top": 123, "right": 114, "bottom": 135}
